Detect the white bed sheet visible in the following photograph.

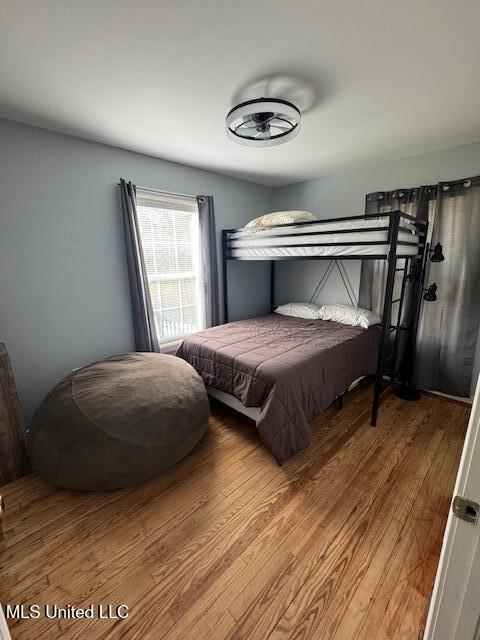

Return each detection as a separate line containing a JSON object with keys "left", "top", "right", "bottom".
{"left": 229, "top": 229, "right": 416, "bottom": 248}
{"left": 207, "top": 386, "right": 260, "bottom": 420}
{"left": 229, "top": 215, "right": 417, "bottom": 240}
{"left": 230, "top": 244, "right": 419, "bottom": 258}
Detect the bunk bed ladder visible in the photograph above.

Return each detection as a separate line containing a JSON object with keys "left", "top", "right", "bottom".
{"left": 371, "top": 211, "right": 401, "bottom": 427}
{"left": 370, "top": 211, "right": 428, "bottom": 425}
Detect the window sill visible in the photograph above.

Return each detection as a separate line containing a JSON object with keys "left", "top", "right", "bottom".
{"left": 158, "top": 339, "right": 182, "bottom": 354}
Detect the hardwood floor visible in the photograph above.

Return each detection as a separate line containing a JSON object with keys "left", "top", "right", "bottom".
{"left": 0, "top": 384, "right": 468, "bottom": 640}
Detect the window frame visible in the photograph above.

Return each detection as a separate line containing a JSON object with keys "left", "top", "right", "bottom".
{"left": 135, "top": 188, "right": 204, "bottom": 344}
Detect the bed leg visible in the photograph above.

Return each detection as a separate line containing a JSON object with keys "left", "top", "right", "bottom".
{"left": 371, "top": 379, "right": 381, "bottom": 427}
{"left": 336, "top": 394, "right": 344, "bottom": 410}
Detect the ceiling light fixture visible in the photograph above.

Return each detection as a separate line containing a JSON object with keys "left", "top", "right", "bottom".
{"left": 226, "top": 98, "right": 301, "bottom": 147}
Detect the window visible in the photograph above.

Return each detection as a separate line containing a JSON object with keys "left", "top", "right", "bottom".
{"left": 136, "top": 188, "right": 204, "bottom": 342}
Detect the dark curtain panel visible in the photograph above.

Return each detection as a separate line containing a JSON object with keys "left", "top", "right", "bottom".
{"left": 358, "top": 187, "right": 435, "bottom": 380}
{"left": 197, "top": 195, "right": 220, "bottom": 328}
{"left": 415, "top": 176, "right": 480, "bottom": 396}
{"left": 119, "top": 179, "right": 159, "bottom": 352}
{"left": 359, "top": 187, "right": 433, "bottom": 315}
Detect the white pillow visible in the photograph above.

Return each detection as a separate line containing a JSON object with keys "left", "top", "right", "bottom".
{"left": 246, "top": 211, "right": 316, "bottom": 228}
{"left": 275, "top": 302, "right": 322, "bottom": 320}
{"left": 318, "top": 304, "right": 381, "bottom": 329}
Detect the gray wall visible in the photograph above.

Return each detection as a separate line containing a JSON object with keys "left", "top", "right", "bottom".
{"left": 0, "top": 119, "right": 273, "bottom": 420}
{"left": 273, "top": 140, "right": 480, "bottom": 307}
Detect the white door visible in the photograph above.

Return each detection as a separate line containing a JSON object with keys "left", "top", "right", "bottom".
{"left": 424, "top": 374, "right": 480, "bottom": 640}
{"left": 0, "top": 606, "right": 12, "bottom": 640}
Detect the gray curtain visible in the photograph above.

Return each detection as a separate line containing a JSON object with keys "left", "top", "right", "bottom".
{"left": 359, "top": 187, "right": 434, "bottom": 381}
{"left": 359, "top": 187, "right": 434, "bottom": 316}
{"left": 359, "top": 177, "right": 480, "bottom": 397}
{"left": 119, "top": 179, "right": 159, "bottom": 352}
{"left": 415, "top": 176, "right": 480, "bottom": 396}
{"left": 197, "top": 195, "right": 220, "bottom": 328}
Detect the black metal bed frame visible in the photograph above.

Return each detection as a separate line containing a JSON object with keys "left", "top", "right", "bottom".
{"left": 221, "top": 210, "right": 429, "bottom": 427}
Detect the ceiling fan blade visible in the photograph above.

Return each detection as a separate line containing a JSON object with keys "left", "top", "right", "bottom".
{"left": 270, "top": 125, "right": 292, "bottom": 134}
{"left": 262, "top": 114, "right": 278, "bottom": 124}
{"left": 269, "top": 118, "right": 292, "bottom": 127}
{"left": 234, "top": 121, "right": 256, "bottom": 135}
{"left": 241, "top": 116, "right": 257, "bottom": 128}
{"left": 236, "top": 127, "right": 260, "bottom": 138}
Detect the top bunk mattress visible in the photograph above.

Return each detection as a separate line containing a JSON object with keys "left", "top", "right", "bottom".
{"left": 226, "top": 215, "right": 420, "bottom": 259}
{"left": 229, "top": 215, "right": 417, "bottom": 239}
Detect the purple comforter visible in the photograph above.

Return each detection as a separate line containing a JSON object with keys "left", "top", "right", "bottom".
{"left": 176, "top": 314, "right": 379, "bottom": 464}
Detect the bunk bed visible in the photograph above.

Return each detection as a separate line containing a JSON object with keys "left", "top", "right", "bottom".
{"left": 177, "top": 210, "right": 428, "bottom": 464}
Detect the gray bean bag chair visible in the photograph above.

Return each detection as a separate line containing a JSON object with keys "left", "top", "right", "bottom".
{"left": 28, "top": 353, "right": 209, "bottom": 490}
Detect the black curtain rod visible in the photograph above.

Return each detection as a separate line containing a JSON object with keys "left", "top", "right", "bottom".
{"left": 117, "top": 181, "right": 196, "bottom": 201}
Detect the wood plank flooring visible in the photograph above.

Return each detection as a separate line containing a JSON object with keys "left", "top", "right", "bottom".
{"left": 0, "top": 384, "right": 469, "bottom": 640}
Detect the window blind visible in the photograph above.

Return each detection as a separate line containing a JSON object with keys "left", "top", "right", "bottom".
{"left": 136, "top": 188, "right": 203, "bottom": 342}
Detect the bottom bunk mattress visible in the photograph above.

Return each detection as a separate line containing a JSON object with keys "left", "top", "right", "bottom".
{"left": 176, "top": 314, "right": 380, "bottom": 464}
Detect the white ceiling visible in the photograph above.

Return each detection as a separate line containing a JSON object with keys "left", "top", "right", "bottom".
{"left": 1, "top": 0, "right": 480, "bottom": 187}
